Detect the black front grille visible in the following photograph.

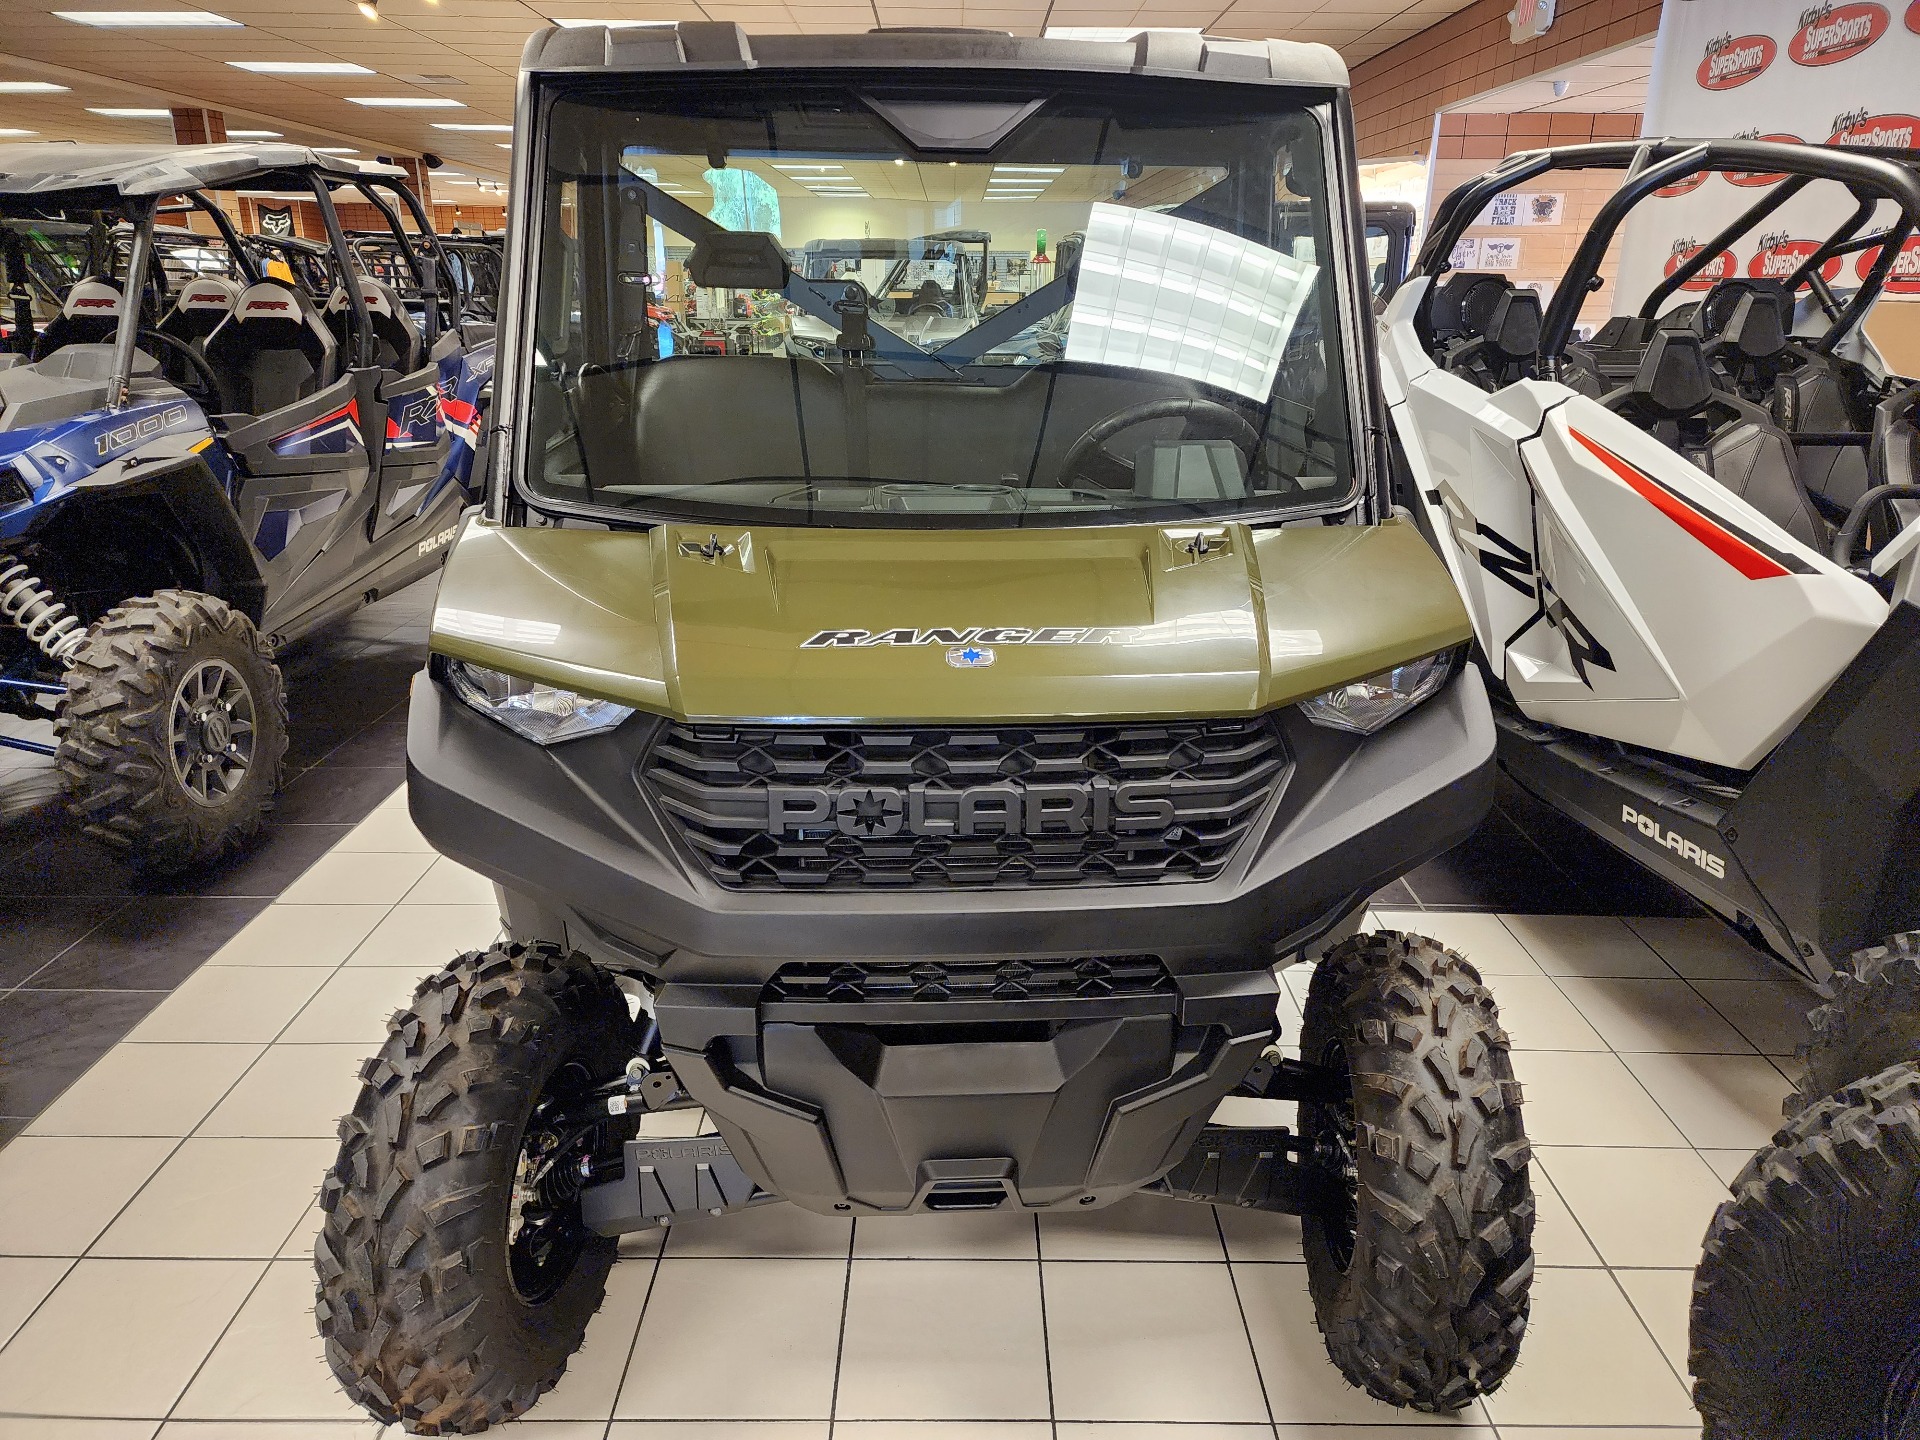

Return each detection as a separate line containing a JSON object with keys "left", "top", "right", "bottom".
{"left": 642, "top": 717, "right": 1289, "bottom": 890}
{"left": 764, "top": 955, "right": 1173, "bottom": 1005}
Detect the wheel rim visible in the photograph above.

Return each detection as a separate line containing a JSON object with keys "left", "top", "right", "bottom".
{"left": 167, "top": 658, "right": 257, "bottom": 808}
{"left": 1302, "top": 1036, "right": 1360, "bottom": 1272}
{"left": 507, "top": 1062, "right": 602, "bottom": 1306}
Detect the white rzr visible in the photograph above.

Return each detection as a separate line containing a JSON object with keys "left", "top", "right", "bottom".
{"left": 1383, "top": 138, "right": 1920, "bottom": 990}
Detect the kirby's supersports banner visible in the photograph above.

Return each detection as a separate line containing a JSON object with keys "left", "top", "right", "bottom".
{"left": 1617, "top": 0, "right": 1920, "bottom": 312}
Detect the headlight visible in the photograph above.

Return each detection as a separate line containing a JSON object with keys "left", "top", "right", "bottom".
{"left": 1297, "top": 650, "right": 1456, "bottom": 736}
{"left": 444, "top": 659, "right": 636, "bottom": 744}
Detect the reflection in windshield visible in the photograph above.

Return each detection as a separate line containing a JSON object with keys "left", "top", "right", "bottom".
{"left": 525, "top": 79, "right": 1356, "bottom": 529}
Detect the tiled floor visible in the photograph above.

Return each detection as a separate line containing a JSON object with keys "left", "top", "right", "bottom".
{"left": 0, "top": 766, "right": 1820, "bottom": 1437}
{"left": 0, "top": 583, "right": 435, "bottom": 1144}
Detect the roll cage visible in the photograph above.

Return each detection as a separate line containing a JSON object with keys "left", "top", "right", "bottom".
{"left": 1411, "top": 139, "right": 1920, "bottom": 377}
{"left": 0, "top": 143, "right": 453, "bottom": 409}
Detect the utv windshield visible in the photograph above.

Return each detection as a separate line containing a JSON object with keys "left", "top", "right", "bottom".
{"left": 523, "top": 77, "right": 1360, "bottom": 527}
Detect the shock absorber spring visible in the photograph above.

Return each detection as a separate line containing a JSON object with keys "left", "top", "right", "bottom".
{"left": 0, "top": 559, "right": 88, "bottom": 665}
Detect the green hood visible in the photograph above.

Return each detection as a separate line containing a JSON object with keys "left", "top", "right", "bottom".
{"left": 428, "top": 518, "right": 1469, "bottom": 722}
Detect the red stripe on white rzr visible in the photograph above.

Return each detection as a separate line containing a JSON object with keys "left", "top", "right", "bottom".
{"left": 1568, "top": 429, "right": 1792, "bottom": 580}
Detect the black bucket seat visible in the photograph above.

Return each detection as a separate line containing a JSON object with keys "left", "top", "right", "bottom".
{"left": 202, "top": 279, "right": 337, "bottom": 415}
{"left": 31, "top": 277, "right": 124, "bottom": 359}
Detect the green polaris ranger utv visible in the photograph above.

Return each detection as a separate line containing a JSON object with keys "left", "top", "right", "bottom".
{"left": 316, "top": 23, "right": 1533, "bottom": 1433}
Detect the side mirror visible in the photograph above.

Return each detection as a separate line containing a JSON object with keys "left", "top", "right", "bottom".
{"left": 687, "top": 231, "right": 790, "bottom": 291}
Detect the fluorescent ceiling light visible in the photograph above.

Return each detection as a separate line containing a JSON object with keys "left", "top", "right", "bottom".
{"left": 994, "top": 165, "right": 1065, "bottom": 173}
{"left": 0, "top": 82, "right": 70, "bottom": 94}
{"left": 773, "top": 162, "right": 843, "bottom": 171}
{"left": 88, "top": 107, "right": 173, "bottom": 117}
{"left": 433, "top": 122, "right": 512, "bottom": 131}
{"left": 0, "top": 128, "right": 37, "bottom": 136}
{"left": 496, "top": 143, "right": 512, "bottom": 149}
{"left": 348, "top": 96, "right": 465, "bottom": 108}
{"left": 55, "top": 9, "right": 240, "bottom": 25}
{"left": 229, "top": 60, "right": 372, "bottom": 74}
{"left": 1043, "top": 25, "right": 1197, "bottom": 40}
{"left": 552, "top": 17, "right": 674, "bottom": 26}
{"left": 313, "top": 146, "right": 358, "bottom": 153}
{"left": 226, "top": 129, "right": 282, "bottom": 138}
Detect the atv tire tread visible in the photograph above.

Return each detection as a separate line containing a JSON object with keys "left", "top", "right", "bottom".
{"left": 1692, "top": 1061, "right": 1920, "bottom": 1439}
{"left": 55, "top": 588, "right": 286, "bottom": 874}
{"left": 1792, "top": 932, "right": 1920, "bottom": 1112}
{"left": 1299, "top": 930, "right": 1535, "bottom": 1413}
{"left": 315, "top": 941, "right": 637, "bottom": 1435}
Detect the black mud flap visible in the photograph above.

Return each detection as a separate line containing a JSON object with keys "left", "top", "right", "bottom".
{"left": 1729, "top": 599, "right": 1920, "bottom": 969}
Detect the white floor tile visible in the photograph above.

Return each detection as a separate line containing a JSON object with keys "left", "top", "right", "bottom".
{"left": 0, "top": 1136, "right": 176, "bottom": 1256}
{"left": 607, "top": 1426, "right": 829, "bottom": 1440}
{"left": 852, "top": 1209, "right": 1039, "bottom": 1260}
{"left": 277, "top": 1202, "right": 323, "bottom": 1261}
{"left": 1615, "top": 1267, "right": 1697, "bottom": 1382}
{"left": 839, "top": 1427, "right": 1051, "bottom": 1440}
{"left": 205, "top": 906, "right": 389, "bottom": 968}
{"left": 26, "top": 1044, "right": 266, "bottom": 1139}
{"left": 0, "top": 1423, "right": 162, "bottom": 1439}
{"left": 334, "top": 790, "right": 432, "bottom": 853}
{"left": 0, "top": 1254, "right": 73, "bottom": 1346}
{"left": 399, "top": 855, "right": 496, "bottom": 905}
{"left": 1530, "top": 1163, "right": 1603, "bottom": 1268}
{"left": 1038, "top": 1191, "right": 1227, "bottom": 1261}
{"left": 518, "top": 1256, "right": 655, "bottom": 1421}
{"left": 661, "top": 1203, "right": 852, "bottom": 1259}
{"left": 1046, "top": 1261, "right": 1267, "bottom": 1422}
{"left": 0, "top": 1257, "right": 263, "bottom": 1417}
{"left": 1479, "top": 1268, "right": 1698, "bottom": 1427}
{"left": 1534, "top": 1147, "right": 1727, "bottom": 1269}
{"left": 172, "top": 1260, "right": 368, "bottom": 1421}
{"left": 1619, "top": 1051, "right": 1794, "bottom": 1151}
{"left": 614, "top": 1259, "right": 845, "bottom": 1419}
{"left": 1373, "top": 909, "right": 1544, "bottom": 974}
{"left": 1500, "top": 916, "right": 1675, "bottom": 978}
{"left": 1508, "top": 1051, "right": 1689, "bottom": 1148}
{"left": 1625, "top": 917, "right": 1783, "bottom": 981}
{"left": 278, "top": 969, "right": 427, "bottom": 1045}
{"left": 1688, "top": 980, "right": 1814, "bottom": 1057}
{"left": 1475, "top": 974, "right": 1606, "bottom": 1052}
{"left": 1234, "top": 1263, "right": 1470, "bottom": 1425}
{"left": 278, "top": 852, "right": 435, "bottom": 907}
{"left": 125, "top": 968, "right": 336, "bottom": 1045}
{"left": 1215, "top": 1202, "right": 1303, "bottom": 1263}
{"left": 159, "top": 1425, "right": 383, "bottom": 1438}
{"left": 90, "top": 1139, "right": 335, "bottom": 1260}
{"left": 834, "top": 1260, "right": 1049, "bottom": 1420}
{"left": 1056, "top": 1428, "right": 1287, "bottom": 1440}
{"left": 1553, "top": 976, "right": 1757, "bottom": 1054}
{"left": 195, "top": 1044, "right": 370, "bottom": 1139}
{"left": 1699, "top": 1148, "right": 1759, "bottom": 1187}
{"left": 341, "top": 904, "right": 501, "bottom": 967}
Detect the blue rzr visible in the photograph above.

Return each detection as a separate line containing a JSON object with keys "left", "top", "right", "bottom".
{"left": 0, "top": 142, "right": 495, "bottom": 872}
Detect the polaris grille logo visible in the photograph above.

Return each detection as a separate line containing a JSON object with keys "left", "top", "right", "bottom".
{"left": 767, "top": 779, "right": 1175, "bottom": 838}
{"left": 1621, "top": 805, "right": 1727, "bottom": 879}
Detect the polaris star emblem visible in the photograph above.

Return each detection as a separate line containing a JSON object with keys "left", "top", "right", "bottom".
{"left": 947, "top": 645, "right": 994, "bottom": 669}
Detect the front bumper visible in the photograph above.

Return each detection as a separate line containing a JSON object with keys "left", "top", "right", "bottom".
{"left": 408, "top": 668, "right": 1494, "bottom": 1214}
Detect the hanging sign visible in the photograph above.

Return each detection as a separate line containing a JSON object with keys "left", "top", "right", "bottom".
{"left": 256, "top": 205, "right": 295, "bottom": 238}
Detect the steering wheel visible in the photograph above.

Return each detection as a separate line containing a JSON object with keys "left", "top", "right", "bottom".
{"left": 138, "top": 328, "right": 223, "bottom": 410}
{"left": 909, "top": 301, "right": 951, "bottom": 316}
{"left": 1058, "top": 397, "right": 1261, "bottom": 491}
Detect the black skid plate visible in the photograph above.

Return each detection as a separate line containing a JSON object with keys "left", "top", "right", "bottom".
{"left": 1145, "top": 1124, "right": 1344, "bottom": 1216}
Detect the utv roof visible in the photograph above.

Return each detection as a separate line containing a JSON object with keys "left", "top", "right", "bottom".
{"left": 523, "top": 21, "right": 1349, "bottom": 90}
{"left": 0, "top": 143, "right": 405, "bottom": 201}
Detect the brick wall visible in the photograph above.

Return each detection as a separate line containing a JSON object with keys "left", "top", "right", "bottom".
{"left": 1352, "top": 0, "right": 1662, "bottom": 160}
{"left": 1428, "top": 112, "right": 1642, "bottom": 330}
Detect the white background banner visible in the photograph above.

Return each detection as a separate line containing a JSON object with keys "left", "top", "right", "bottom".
{"left": 1617, "top": 0, "right": 1920, "bottom": 314}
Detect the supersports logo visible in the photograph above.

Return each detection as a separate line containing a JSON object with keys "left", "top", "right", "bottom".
{"left": 1698, "top": 31, "right": 1776, "bottom": 88}
{"left": 1621, "top": 804, "right": 1727, "bottom": 879}
{"left": 1829, "top": 108, "right": 1919, "bottom": 146}
{"left": 765, "top": 778, "right": 1176, "bottom": 838}
{"left": 1791, "top": 2, "right": 1888, "bottom": 64}
{"left": 804, "top": 627, "right": 1140, "bottom": 648}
